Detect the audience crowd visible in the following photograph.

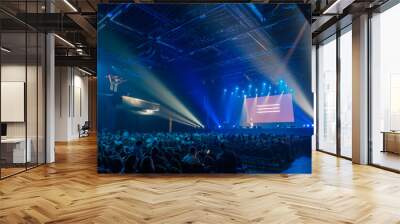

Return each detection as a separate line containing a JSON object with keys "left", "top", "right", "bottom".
{"left": 98, "top": 131, "right": 310, "bottom": 173}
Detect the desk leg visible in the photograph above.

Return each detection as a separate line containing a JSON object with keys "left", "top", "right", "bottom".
{"left": 382, "top": 133, "right": 386, "bottom": 153}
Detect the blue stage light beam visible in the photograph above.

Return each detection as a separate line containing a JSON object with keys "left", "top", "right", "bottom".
{"left": 240, "top": 96, "right": 248, "bottom": 127}
{"left": 240, "top": 19, "right": 313, "bottom": 118}
{"left": 203, "top": 96, "right": 220, "bottom": 128}
{"left": 247, "top": 4, "right": 265, "bottom": 22}
{"left": 225, "top": 91, "right": 235, "bottom": 123}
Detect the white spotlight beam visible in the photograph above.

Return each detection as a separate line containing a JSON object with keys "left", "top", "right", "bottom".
{"left": 134, "top": 66, "right": 204, "bottom": 127}
{"left": 158, "top": 108, "right": 200, "bottom": 128}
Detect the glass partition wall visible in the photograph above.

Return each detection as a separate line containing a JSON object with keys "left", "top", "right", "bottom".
{"left": 370, "top": 3, "right": 400, "bottom": 171}
{"left": 316, "top": 26, "right": 352, "bottom": 159}
{"left": 317, "top": 35, "right": 337, "bottom": 154}
{"left": 0, "top": 2, "right": 46, "bottom": 179}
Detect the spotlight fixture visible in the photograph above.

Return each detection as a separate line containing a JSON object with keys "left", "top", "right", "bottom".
{"left": 54, "top": 34, "right": 75, "bottom": 48}
{"left": 1, "top": 47, "right": 11, "bottom": 53}
{"left": 63, "top": 0, "right": 78, "bottom": 12}
{"left": 140, "top": 109, "right": 156, "bottom": 115}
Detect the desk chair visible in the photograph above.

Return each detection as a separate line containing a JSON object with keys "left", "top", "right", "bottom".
{"left": 78, "top": 121, "right": 90, "bottom": 138}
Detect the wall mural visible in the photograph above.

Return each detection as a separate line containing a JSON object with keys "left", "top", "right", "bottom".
{"left": 97, "top": 3, "right": 313, "bottom": 174}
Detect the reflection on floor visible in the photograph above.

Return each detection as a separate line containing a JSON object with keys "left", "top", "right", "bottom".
{"left": 373, "top": 150, "right": 400, "bottom": 170}
{"left": 0, "top": 167, "right": 25, "bottom": 178}
{"left": 1, "top": 136, "right": 400, "bottom": 223}
{"left": 340, "top": 147, "right": 352, "bottom": 159}
{"left": 0, "top": 163, "right": 42, "bottom": 178}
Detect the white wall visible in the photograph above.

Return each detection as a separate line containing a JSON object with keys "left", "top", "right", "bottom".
{"left": 55, "top": 67, "right": 89, "bottom": 141}
{"left": 55, "top": 67, "right": 69, "bottom": 141}
{"left": 1, "top": 63, "right": 46, "bottom": 164}
{"left": 1, "top": 64, "right": 26, "bottom": 138}
{"left": 312, "top": 45, "right": 316, "bottom": 150}
{"left": 46, "top": 5, "right": 56, "bottom": 163}
{"left": 1, "top": 64, "right": 42, "bottom": 137}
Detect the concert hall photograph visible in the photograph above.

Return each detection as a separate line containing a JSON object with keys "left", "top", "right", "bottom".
{"left": 3, "top": 0, "right": 400, "bottom": 222}
{"left": 97, "top": 3, "right": 313, "bottom": 174}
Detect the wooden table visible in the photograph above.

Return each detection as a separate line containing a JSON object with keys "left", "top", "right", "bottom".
{"left": 382, "top": 131, "right": 400, "bottom": 154}
{"left": 1, "top": 138, "right": 31, "bottom": 164}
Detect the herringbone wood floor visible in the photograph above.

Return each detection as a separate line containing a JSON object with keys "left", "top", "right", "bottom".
{"left": 1, "top": 136, "right": 400, "bottom": 224}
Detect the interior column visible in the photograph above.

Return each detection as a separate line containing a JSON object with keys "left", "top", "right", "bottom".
{"left": 352, "top": 14, "right": 369, "bottom": 164}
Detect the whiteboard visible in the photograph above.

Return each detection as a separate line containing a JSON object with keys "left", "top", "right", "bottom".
{"left": 1, "top": 82, "right": 25, "bottom": 122}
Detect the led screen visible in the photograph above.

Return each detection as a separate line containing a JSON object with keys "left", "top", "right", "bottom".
{"left": 245, "top": 94, "right": 295, "bottom": 124}
{"left": 97, "top": 3, "right": 313, "bottom": 174}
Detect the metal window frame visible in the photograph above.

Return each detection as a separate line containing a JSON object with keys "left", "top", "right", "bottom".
{"left": 315, "top": 24, "right": 353, "bottom": 161}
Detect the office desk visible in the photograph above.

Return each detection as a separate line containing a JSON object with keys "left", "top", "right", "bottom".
{"left": 1, "top": 138, "right": 31, "bottom": 163}
{"left": 382, "top": 131, "right": 400, "bottom": 154}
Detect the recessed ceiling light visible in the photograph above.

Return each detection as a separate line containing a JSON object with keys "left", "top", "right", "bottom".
{"left": 322, "top": 0, "right": 353, "bottom": 15}
{"left": 63, "top": 0, "right": 78, "bottom": 12}
{"left": 78, "top": 67, "right": 93, "bottom": 76}
{"left": 1, "top": 47, "right": 11, "bottom": 53}
{"left": 54, "top": 34, "right": 75, "bottom": 48}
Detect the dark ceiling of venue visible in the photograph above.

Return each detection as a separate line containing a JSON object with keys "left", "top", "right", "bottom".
{"left": 98, "top": 4, "right": 310, "bottom": 86}
{"left": 0, "top": 0, "right": 385, "bottom": 75}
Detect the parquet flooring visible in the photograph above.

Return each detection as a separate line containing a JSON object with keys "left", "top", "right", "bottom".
{"left": 1, "top": 136, "right": 400, "bottom": 223}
